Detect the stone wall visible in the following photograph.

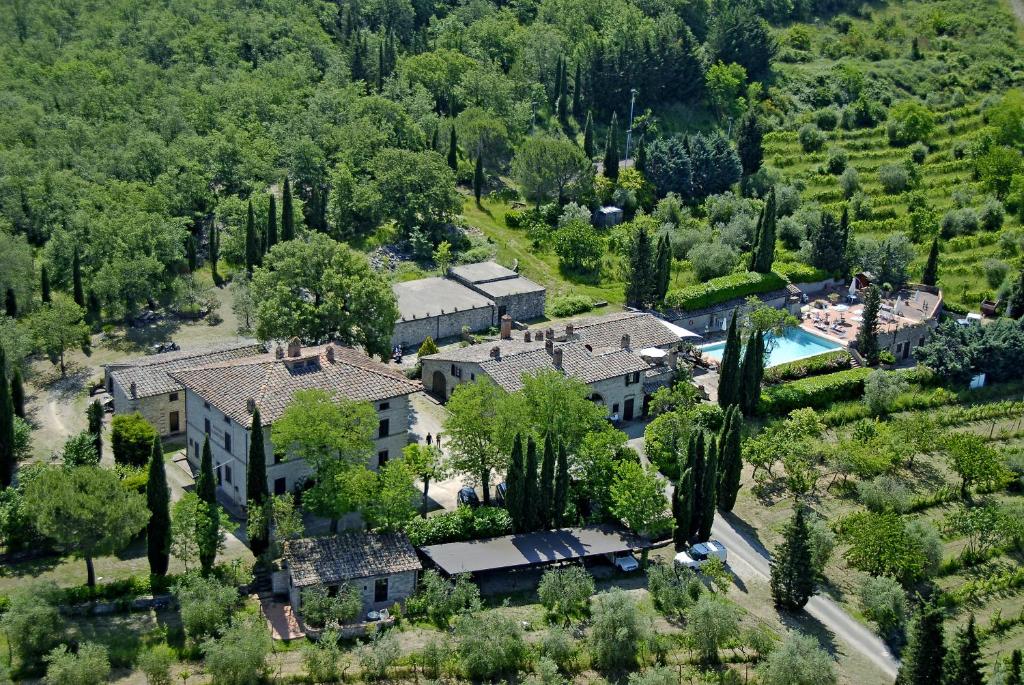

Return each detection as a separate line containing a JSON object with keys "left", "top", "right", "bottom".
{"left": 670, "top": 293, "right": 794, "bottom": 336}
{"left": 420, "top": 359, "right": 487, "bottom": 400}
{"left": 288, "top": 570, "right": 418, "bottom": 620}
{"left": 494, "top": 289, "right": 547, "bottom": 323}
{"left": 391, "top": 305, "right": 496, "bottom": 350}
{"left": 111, "top": 382, "right": 185, "bottom": 437}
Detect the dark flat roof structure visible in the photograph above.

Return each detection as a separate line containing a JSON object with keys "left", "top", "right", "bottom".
{"left": 419, "top": 526, "right": 647, "bottom": 575}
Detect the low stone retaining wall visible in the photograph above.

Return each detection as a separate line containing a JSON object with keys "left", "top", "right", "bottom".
{"left": 59, "top": 594, "right": 176, "bottom": 617}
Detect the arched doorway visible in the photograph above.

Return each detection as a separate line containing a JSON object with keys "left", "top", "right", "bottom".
{"left": 431, "top": 371, "right": 447, "bottom": 401}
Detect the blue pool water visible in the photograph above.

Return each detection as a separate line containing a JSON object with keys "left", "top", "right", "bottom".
{"left": 700, "top": 327, "right": 843, "bottom": 368}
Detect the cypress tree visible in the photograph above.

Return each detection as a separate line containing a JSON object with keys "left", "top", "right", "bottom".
{"left": 674, "top": 466, "right": 695, "bottom": 545}
{"left": 897, "top": 600, "right": 946, "bottom": 685}
{"left": 506, "top": 435, "right": 526, "bottom": 532}
{"left": 1006, "top": 650, "right": 1022, "bottom": 685}
{"left": 244, "top": 200, "right": 258, "bottom": 275}
{"left": 351, "top": 33, "right": 367, "bottom": 85}
{"left": 87, "top": 399, "right": 103, "bottom": 458}
{"left": 749, "top": 203, "right": 764, "bottom": 272}
{"left": 752, "top": 188, "right": 776, "bottom": 273}
{"left": 538, "top": 433, "right": 555, "bottom": 529}
{"left": 146, "top": 435, "right": 171, "bottom": 576}
{"left": 377, "top": 40, "right": 385, "bottom": 91}
{"left": 72, "top": 248, "right": 84, "bottom": 307}
{"left": 186, "top": 234, "right": 197, "bottom": 272}
{"left": 556, "top": 58, "right": 569, "bottom": 123}
{"left": 857, "top": 285, "right": 882, "bottom": 364}
{"left": 196, "top": 437, "right": 219, "bottom": 574}
{"left": 40, "top": 265, "right": 51, "bottom": 303}
{"left": 943, "top": 615, "right": 984, "bottom": 685}
{"left": 571, "top": 62, "right": 582, "bottom": 118}
{"left": 0, "top": 347, "right": 14, "bottom": 488}
{"left": 583, "top": 111, "right": 594, "bottom": 159}
{"left": 922, "top": 237, "right": 940, "bottom": 287}
{"left": 551, "top": 55, "right": 563, "bottom": 107}
{"left": 603, "top": 113, "right": 620, "bottom": 181}
{"left": 5, "top": 288, "right": 16, "bottom": 317}
{"left": 553, "top": 442, "right": 569, "bottom": 527}
{"left": 717, "top": 312, "right": 741, "bottom": 409}
{"left": 654, "top": 234, "right": 672, "bottom": 303}
{"left": 473, "top": 154, "right": 484, "bottom": 204}
{"left": 736, "top": 110, "right": 764, "bottom": 177}
{"left": 247, "top": 408, "right": 270, "bottom": 556}
{"left": 447, "top": 124, "right": 458, "bottom": 171}
{"left": 625, "top": 225, "right": 656, "bottom": 308}
{"left": 697, "top": 436, "right": 719, "bottom": 542}
{"left": 10, "top": 367, "right": 25, "bottom": 419}
{"left": 266, "top": 193, "right": 278, "bottom": 251}
{"left": 688, "top": 431, "right": 707, "bottom": 540}
{"left": 282, "top": 177, "right": 295, "bottom": 241}
{"left": 738, "top": 329, "right": 765, "bottom": 415}
{"left": 383, "top": 33, "right": 396, "bottom": 79}
{"left": 86, "top": 290, "right": 101, "bottom": 326}
{"left": 524, "top": 437, "right": 540, "bottom": 531}
{"left": 197, "top": 436, "right": 216, "bottom": 506}
{"left": 769, "top": 506, "right": 816, "bottom": 610}
{"left": 717, "top": 405, "right": 743, "bottom": 512}
{"left": 635, "top": 139, "right": 647, "bottom": 174}
{"left": 808, "top": 210, "right": 848, "bottom": 275}
{"left": 431, "top": 125, "right": 439, "bottom": 152}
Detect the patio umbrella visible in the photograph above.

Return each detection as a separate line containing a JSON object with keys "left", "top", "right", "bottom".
{"left": 893, "top": 296, "right": 903, "bottom": 316}
{"left": 834, "top": 304, "right": 850, "bottom": 312}
{"left": 848, "top": 280, "right": 858, "bottom": 297}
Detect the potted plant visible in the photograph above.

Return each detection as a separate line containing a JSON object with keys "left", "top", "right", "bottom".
{"left": 878, "top": 350, "right": 896, "bottom": 369}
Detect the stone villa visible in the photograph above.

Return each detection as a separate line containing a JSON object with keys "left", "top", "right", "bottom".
{"left": 104, "top": 341, "right": 265, "bottom": 437}
{"left": 169, "top": 340, "right": 419, "bottom": 508}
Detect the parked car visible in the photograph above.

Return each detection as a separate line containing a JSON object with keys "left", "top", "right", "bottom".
{"left": 457, "top": 487, "right": 481, "bottom": 508}
{"left": 495, "top": 482, "right": 507, "bottom": 505}
{"left": 608, "top": 551, "right": 640, "bottom": 572}
{"left": 674, "top": 541, "right": 728, "bottom": 570}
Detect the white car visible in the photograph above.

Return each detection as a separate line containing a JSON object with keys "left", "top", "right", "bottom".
{"left": 610, "top": 552, "right": 640, "bottom": 572}
{"left": 674, "top": 541, "right": 728, "bottom": 570}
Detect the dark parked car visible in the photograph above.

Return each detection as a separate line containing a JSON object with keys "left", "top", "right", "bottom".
{"left": 457, "top": 487, "right": 481, "bottom": 508}
{"left": 495, "top": 482, "right": 507, "bottom": 505}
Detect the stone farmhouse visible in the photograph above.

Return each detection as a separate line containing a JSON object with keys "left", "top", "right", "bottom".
{"left": 421, "top": 311, "right": 696, "bottom": 421}
{"left": 104, "top": 341, "right": 265, "bottom": 437}
{"left": 169, "top": 340, "right": 419, "bottom": 509}
{"left": 391, "top": 261, "right": 545, "bottom": 350}
{"left": 281, "top": 532, "right": 421, "bottom": 619}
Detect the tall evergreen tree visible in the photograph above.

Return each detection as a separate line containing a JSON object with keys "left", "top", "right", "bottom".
{"left": 635, "top": 139, "right": 647, "bottom": 174}
{"left": 208, "top": 224, "right": 220, "bottom": 286}
{"left": 943, "top": 615, "right": 984, "bottom": 685}
{"left": 603, "top": 113, "right": 620, "bottom": 181}
{"left": 524, "top": 437, "right": 540, "bottom": 531}
{"left": 571, "top": 62, "right": 582, "bottom": 118}
{"left": 87, "top": 399, "right": 103, "bottom": 458}
{"left": 583, "top": 111, "right": 595, "bottom": 159}
{"left": 538, "top": 433, "right": 555, "bottom": 529}
{"left": 244, "top": 200, "right": 258, "bottom": 275}
{"left": 921, "top": 237, "right": 940, "bottom": 287}
{"left": 750, "top": 188, "right": 776, "bottom": 273}
{"left": 674, "top": 466, "right": 695, "bottom": 545}
{"left": 1006, "top": 650, "right": 1022, "bottom": 685}
{"left": 5, "top": 288, "right": 16, "bottom": 317}
{"left": 10, "top": 367, "right": 25, "bottom": 419}
{"left": 247, "top": 408, "right": 270, "bottom": 556}
{"left": 688, "top": 431, "right": 707, "bottom": 540}
{"left": 0, "top": 347, "right": 14, "bottom": 488}
{"left": 736, "top": 110, "right": 764, "bottom": 177}
{"left": 654, "top": 234, "right": 672, "bottom": 303}
{"left": 86, "top": 290, "right": 101, "bottom": 326}
{"left": 857, "top": 285, "right": 882, "bottom": 364}
{"left": 351, "top": 33, "right": 368, "bottom": 85}
{"left": 1005, "top": 267, "right": 1024, "bottom": 320}
{"left": 738, "top": 330, "right": 765, "bottom": 415}
{"left": 551, "top": 55, "right": 563, "bottom": 107}
{"left": 72, "top": 248, "right": 85, "bottom": 307}
{"left": 377, "top": 40, "right": 385, "bottom": 91}
{"left": 197, "top": 436, "right": 216, "bottom": 506}
{"left": 769, "top": 506, "right": 816, "bottom": 610}
{"left": 447, "top": 124, "right": 458, "bottom": 171}
{"left": 473, "top": 154, "right": 484, "bottom": 204}
{"left": 282, "top": 177, "right": 295, "bottom": 241}
{"left": 186, "top": 234, "right": 197, "bottom": 272}
{"left": 146, "top": 435, "right": 171, "bottom": 576}
{"left": 717, "top": 405, "right": 743, "bottom": 512}
{"left": 808, "top": 210, "right": 848, "bottom": 275}
{"left": 556, "top": 58, "right": 569, "bottom": 123}
{"left": 196, "top": 436, "right": 219, "bottom": 574}
{"left": 625, "top": 225, "right": 656, "bottom": 308}
{"left": 897, "top": 600, "right": 946, "bottom": 685}
{"left": 553, "top": 442, "right": 569, "bottom": 527}
{"left": 40, "top": 265, "right": 51, "bottom": 303}
{"left": 266, "top": 193, "right": 278, "bottom": 251}
{"left": 717, "top": 312, "right": 742, "bottom": 409}
{"left": 697, "top": 436, "right": 719, "bottom": 542}
{"left": 430, "top": 125, "right": 439, "bottom": 152}
{"left": 506, "top": 435, "right": 526, "bottom": 532}
{"left": 306, "top": 186, "right": 321, "bottom": 232}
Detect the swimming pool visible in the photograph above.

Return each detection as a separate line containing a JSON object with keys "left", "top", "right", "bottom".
{"left": 700, "top": 327, "right": 844, "bottom": 368}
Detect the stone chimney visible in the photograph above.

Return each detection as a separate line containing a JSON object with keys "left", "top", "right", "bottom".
{"left": 565, "top": 323, "right": 575, "bottom": 339}
{"left": 545, "top": 327, "right": 555, "bottom": 341}
{"left": 668, "top": 349, "right": 678, "bottom": 369}
{"left": 325, "top": 344, "right": 335, "bottom": 363}
{"left": 552, "top": 347, "right": 564, "bottom": 370}
{"left": 621, "top": 334, "right": 631, "bottom": 350}
{"left": 129, "top": 382, "right": 137, "bottom": 399}
{"left": 524, "top": 330, "right": 532, "bottom": 343}
{"left": 246, "top": 398, "right": 256, "bottom": 414}
{"left": 490, "top": 346, "right": 501, "bottom": 360}
{"left": 274, "top": 345, "right": 284, "bottom": 359}
{"left": 545, "top": 338, "right": 554, "bottom": 354}
{"left": 287, "top": 337, "right": 301, "bottom": 358}
{"left": 500, "top": 314, "right": 512, "bottom": 340}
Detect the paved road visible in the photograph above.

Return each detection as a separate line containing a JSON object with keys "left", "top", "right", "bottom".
{"left": 711, "top": 513, "right": 900, "bottom": 682}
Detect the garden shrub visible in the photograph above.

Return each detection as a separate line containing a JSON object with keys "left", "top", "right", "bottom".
{"left": 548, "top": 295, "right": 593, "bottom": 318}
{"left": 403, "top": 506, "right": 512, "bottom": 547}
{"left": 665, "top": 271, "right": 787, "bottom": 311}
{"left": 759, "top": 368, "right": 873, "bottom": 415}
{"left": 647, "top": 562, "right": 702, "bottom": 618}
{"left": 840, "top": 167, "right": 861, "bottom": 198}
{"left": 941, "top": 207, "right": 980, "bottom": 237}
{"left": 815, "top": 108, "right": 839, "bottom": 131}
{"left": 456, "top": 612, "right": 527, "bottom": 681}
{"left": 111, "top": 413, "right": 158, "bottom": 467}
{"left": 762, "top": 350, "right": 852, "bottom": 384}
{"left": 300, "top": 583, "right": 362, "bottom": 628}
{"left": 537, "top": 565, "right": 595, "bottom": 623}
{"left": 357, "top": 629, "right": 401, "bottom": 682}
{"left": 302, "top": 629, "right": 345, "bottom": 684}
{"left": 44, "top": 642, "right": 110, "bottom": 685}
{"left": 173, "top": 573, "right": 240, "bottom": 641}
{"left": 589, "top": 590, "right": 650, "bottom": 672}
{"left": 798, "top": 124, "right": 826, "bottom": 152}
{"left": 878, "top": 163, "right": 910, "bottom": 194}
{"left": 689, "top": 242, "right": 738, "bottom": 281}
{"left": 825, "top": 146, "right": 848, "bottom": 174}
{"left": 774, "top": 262, "right": 830, "bottom": 283}
{"left": 909, "top": 142, "right": 929, "bottom": 164}
{"left": 981, "top": 197, "right": 1005, "bottom": 231}
{"left": 856, "top": 475, "right": 913, "bottom": 513}
{"left": 887, "top": 101, "right": 935, "bottom": 146}
{"left": 202, "top": 614, "right": 272, "bottom": 685}
{"left": 404, "top": 570, "right": 481, "bottom": 627}
{"left": 0, "top": 583, "right": 64, "bottom": 673}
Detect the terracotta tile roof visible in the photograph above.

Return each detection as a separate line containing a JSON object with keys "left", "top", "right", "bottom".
{"left": 108, "top": 341, "right": 265, "bottom": 399}
{"left": 283, "top": 532, "right": 421, "bottom": 588}
{"left": 169, "top": 344, "right": 419, "bottom": 425}
{"left": 552, "top": 311, "right": 683, "bottom": 350}
{"left": 477, "top": 342, "right": 649, "bottom": 393}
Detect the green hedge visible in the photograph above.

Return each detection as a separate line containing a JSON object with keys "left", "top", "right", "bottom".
{"left": 762, "top": 350, "right": 852, "bottom": 385}
{"left": 758, "top": 367, "right": 873, "bottom": 415}
{"left": 404, "top": 506, "right": 512, "bottom": 547}
{"left": 548, "top": 295, "right": 594, "bottom": 318}
{"left": 665, "top": 271, "right": 787, "bottom": 311}
{"left": 773, "top": 262, "right": 831, "bottom": 283}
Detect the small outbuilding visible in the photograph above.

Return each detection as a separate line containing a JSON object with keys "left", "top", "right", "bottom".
{"left": 282, "top": 532, "right": 422, "bottom": 618}
{"left": 593, "top": 206, "right": 623, "bottom": 227}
